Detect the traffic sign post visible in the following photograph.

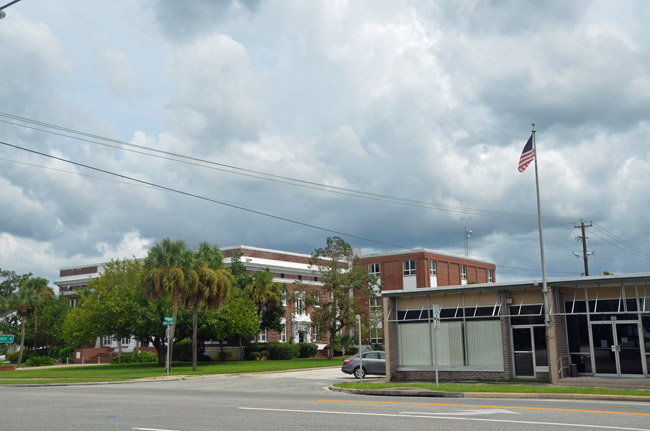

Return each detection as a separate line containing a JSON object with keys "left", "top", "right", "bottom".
{"left": 431, "top": 305, "right": 440, "bottom": 388}
{"left": 0, "top": 335, "right": 15, "bottom": 343}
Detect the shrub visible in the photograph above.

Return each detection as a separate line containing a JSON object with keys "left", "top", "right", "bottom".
{"left": 110, "top": 351, "right": 157, "bottom": 364}
{"left": 324, "top": 344, "right": 343, "bottom": 357}
{"left": 25, "top": 356, "right": 55, "bottom": 367}
{"left": 172, "top": 340, "right": 205, "bottom": 362}
{"left": 6, "top": 352, "right": 19, "bottom": 364}
{"left": 371, "top": 343, "right": 385, "bottom": 351}
{"left": 250, "top": 352, "right": 261, "bottom": 361}
{"left": 244, "top": 343, "right": 270, "bottom": 360}
{"left": 217, "top": 351, "right": 232, "bottom": 362}
{"left": 297, "top": 342, "right": 318, "bottom": 358}
{"left": 346, "top": 347, "right": 359, "bottom": 355}
{"left": 260, "top": 350, "right": 270, "bottom": 360}
{"left": 58, "top": 347, "right": 74, "bottom": 361}
{"left": 267, "top": 343, "right": 298, "bottom": 360}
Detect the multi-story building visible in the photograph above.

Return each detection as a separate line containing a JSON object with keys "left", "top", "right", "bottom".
{"left": 221, "top": 245, "right": 328, "bottom": 346}
{"left": 54, "top": 245, "right": 497, "bottom": 359}
{"left": 358, "top": 249, "right": 497, "bottom": 346}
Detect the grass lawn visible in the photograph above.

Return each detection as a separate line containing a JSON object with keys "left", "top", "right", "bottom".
{"left": 0, "top": 357, "right": 343, "bottom": 385}
{"left": 334, "top": 382, "right": 650, "bottom": 397}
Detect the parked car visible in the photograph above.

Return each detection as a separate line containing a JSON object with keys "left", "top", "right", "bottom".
{"left": 341, "top": 350, "right": 386, "bottom": 378}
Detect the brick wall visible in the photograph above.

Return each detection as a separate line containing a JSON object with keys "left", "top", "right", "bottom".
{"left": 361, "top": 251, "right": 496, "bottom": 292}
{"left": 60, "top": 266, "right": 98, "bottom": 277}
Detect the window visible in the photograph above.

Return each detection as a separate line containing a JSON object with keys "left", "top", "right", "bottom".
{"left": 280, "top": 273, "right": 285, "bottom": 278}
{"left": 403, "top": 260, "right": 416, "bottom": 276}
{"left": 281, "top": 287, "right": 287, "bottom": 306}
{"left": 368, "top": 263, "right": 380, "bottom": 277}
{"left": 121, "top": 337, "right": 130, "bottom": 346}
{"left": 279, "top": 325, "right": 286, "bottom": 342}
{"left": 312, "top": 290, "right": 320, "bottom": 307}
{"left": 101, "top": 336, "right": 112, "bottom": 347}
{"left": 257, "top": 330, "right": 267, "bottom": 343}
{"left": 295, "top": 291, "right": 306, "bottom": 315}
{"left": 369, "top": 297, "right": 381, "bottom": 313}
{"left": 461, "top": 265, "right": 467, "bottom": 280}
{"left": 314, "top": 276, "right": 318, "bottom": 282}
{"left": 298, "top": 275, "right": 302, "bottom": 281}
{"left": 429, "top": 260, "right": 437, "bottom": 276}
{"left": 69, "top": 298, "right": 78, "bottom": 308}
{"left": 312, "top": 325, "right": 320, "bottom": 342}
{"left": 370, "top": 329, "right": 383, "bottom": 345}
{"left": 488, "top": 269, "right": 494, "bottom": 283}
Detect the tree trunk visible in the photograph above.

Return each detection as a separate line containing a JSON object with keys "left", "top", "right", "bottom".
{"left": 153, "top": 337, "right": 165, "bottom": 367}
{"left": 238, "top": 335, "right": 243, "bottom": 360}
{"left": 192, "top": 306, "right": 198, "bottom": 372}
{"left": 16, "top": 314, "right": 26, "bottom": 367}
{"left": 117, "top": 338, "right": 123, "bottom": 355}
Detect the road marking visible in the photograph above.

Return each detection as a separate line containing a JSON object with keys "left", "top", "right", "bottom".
{"left": 401, "top": 409, "right": 519, "bottom": 416}
{"left": 239, "top": 407, "right": 650, "bottom": 430}
{"left": 314, "top": 399, "right": 650, "bottom": 417}
{"left": 132, "top": 428, "right": 183, "bottom": 431}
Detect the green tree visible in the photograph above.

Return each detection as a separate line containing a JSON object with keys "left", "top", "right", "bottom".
{"left": 244, "top": 269, "right": 285, "bottom": 332}
{"left": 229, "top": 252, "right": 253, "bottom": 293}
{"left": 30, "top": 295, "right": 70, "bottom": 356}
{"left": 0, "top": 268, "right": 32, "bottom": 298}
{"left": 142, "top": 238, "right": 190, "bottom": 369}
{"left": 8, "top": 277, "right": 53, "bottom": 366}
{"left": 183, "top": 242, "right": 231, "bottom": 371}
{"left": 214, "top": 295, "right": 259, "bottom": 359}
{"left": 308, "top": 237, "right": 378, "bottom": 359}
{"left": 62, "top": 259, "right": 174, "bottom": 367}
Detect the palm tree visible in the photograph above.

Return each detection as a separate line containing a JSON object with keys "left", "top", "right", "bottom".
{"left": 8, "top": 277, "right": 53, "bottom": 367}
{"left": 183, "top": 243, "right": 231, "bottom": 371}
{"left": 142, "top": 238, "right": 189, "bottom": 369}
{"left": 243, "top": 269, "right": 284, "bottom": 336}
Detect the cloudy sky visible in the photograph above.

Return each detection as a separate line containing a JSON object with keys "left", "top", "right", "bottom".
{"left": 1, "top": 0, "right": 650, "bottom": 286}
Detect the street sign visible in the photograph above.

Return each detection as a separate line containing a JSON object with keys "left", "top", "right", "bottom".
{"left": 0, "top": 335, "right": 15, "bottom": 343}
{"left": 432, "top": 305, "right": 440, "bottom": 330}
{"left": 162, "top": 317, "right": 174, "bottom": 326}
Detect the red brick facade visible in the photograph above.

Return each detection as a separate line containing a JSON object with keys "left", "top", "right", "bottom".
{"left": 360, "top": 249, "right": 496, "bottom": 290}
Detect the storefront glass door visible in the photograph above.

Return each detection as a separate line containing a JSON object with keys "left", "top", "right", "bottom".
{"left": 591, "top": 322, "right": 643, "bottom": 376}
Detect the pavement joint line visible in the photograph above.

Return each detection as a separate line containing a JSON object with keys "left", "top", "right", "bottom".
{"left": 240, "top": 407, "right": 650, "bottom": 431}
{"left": 314, "top": 399, "right": 650, "bottom": 417}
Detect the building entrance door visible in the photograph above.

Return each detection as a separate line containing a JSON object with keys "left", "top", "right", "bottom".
{"left": 512, "top": 326, "right": 547, "bottom": 378}
{"left": 591, "top": 321, "right": 643, "bottom": 376}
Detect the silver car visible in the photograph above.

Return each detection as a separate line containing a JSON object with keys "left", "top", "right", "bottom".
{"left": 341, "top": 351, "right": 386, "bottom": 378}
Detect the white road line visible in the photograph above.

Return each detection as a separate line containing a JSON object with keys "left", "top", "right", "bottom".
{"left": 132, "top": 428, "right": 183, "bottom": 431}
{"left": 400, "top": 409, "right": 520, "bottom": 416}
{"left": 238, "top": 407, "right": 650, "bottom": 431}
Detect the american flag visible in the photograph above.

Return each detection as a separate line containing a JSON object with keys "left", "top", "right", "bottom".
{"left": 518, "top": 135, "right": 535, "bottom": 172}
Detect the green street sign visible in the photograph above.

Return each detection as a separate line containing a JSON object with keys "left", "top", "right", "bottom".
{"left": 0, "top": 335, "right": 15, "bottom": 343}
{"left": 163, "top": 317, "right": 174, "bottom": 326}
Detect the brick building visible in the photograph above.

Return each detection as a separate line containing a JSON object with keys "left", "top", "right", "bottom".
{"left": 382, "top": 273, "right": 650, "bottom": 382}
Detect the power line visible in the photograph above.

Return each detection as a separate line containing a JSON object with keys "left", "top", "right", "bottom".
{"left": 0, "top": 112, "right": 579, "bottom": 224}
{"left": 0, "top": 157, "right": 358, "bottom": 225}
{"left": 0, "top": 139, "right": 409, "bottom": 251}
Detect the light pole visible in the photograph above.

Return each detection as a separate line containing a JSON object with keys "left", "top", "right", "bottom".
{"left": 0, "top": 0, "right": 23, "bottom": 20}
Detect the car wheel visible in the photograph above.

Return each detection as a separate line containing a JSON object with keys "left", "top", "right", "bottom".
{"left": 353, "top": 367, "right": 366, "bottom": 379}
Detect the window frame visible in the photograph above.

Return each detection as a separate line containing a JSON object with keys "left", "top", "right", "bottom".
{"left": 429, "top": 260, "right": 437, "bottom": 276}
{"left": 403, "top": 260, "right": 416, "bottom": 276}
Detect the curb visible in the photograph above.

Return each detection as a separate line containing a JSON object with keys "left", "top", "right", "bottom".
{"left": 329, "top": 385, "right": 464, "bottom": 398}
{"left": 329, "top": 386, "right": 650, "bottom": 402}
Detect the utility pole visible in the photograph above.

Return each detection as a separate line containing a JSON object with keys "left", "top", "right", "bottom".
{"left": 574, "top": 219, "right": 593, "bottom": 276}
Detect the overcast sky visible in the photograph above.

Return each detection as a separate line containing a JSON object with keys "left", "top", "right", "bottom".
{"left": 1, "top": 0, "right": 650, "bottom": 287}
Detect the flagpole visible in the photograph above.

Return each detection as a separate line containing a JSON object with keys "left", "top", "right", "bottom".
{"left": 531, "top": 123, "right": 558, "bottom": 383}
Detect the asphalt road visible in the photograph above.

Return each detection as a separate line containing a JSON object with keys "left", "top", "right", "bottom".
{"left": 2, "top": 367, "right": 650, "bottom": 431}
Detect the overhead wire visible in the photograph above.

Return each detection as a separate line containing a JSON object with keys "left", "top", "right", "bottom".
{"left": 0, "top": 112, "right": 579, "bottom": 224}
{"left": 0, "top": 140, "right": 409, "bottom": 251}
{"left": 0, "top": 157, "right": 357, "bottom": 225}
